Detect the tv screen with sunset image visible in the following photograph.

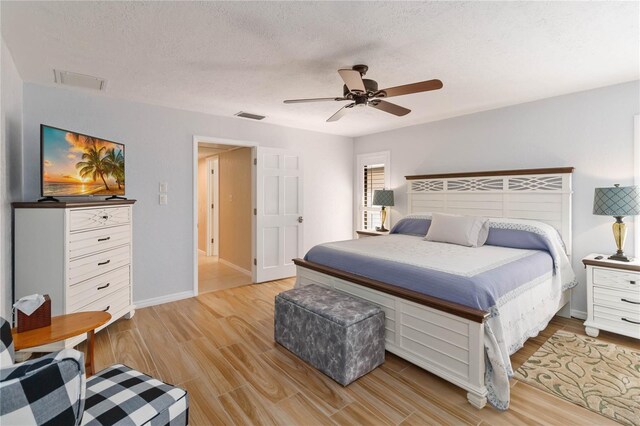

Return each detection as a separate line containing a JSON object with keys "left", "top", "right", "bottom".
{"left": 41, "top": 125, "right": 125, "bottom": 196}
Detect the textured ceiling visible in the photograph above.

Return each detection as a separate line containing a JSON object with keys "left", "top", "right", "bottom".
{"left": 2, "top": 1, "right": 638, "bottom": 137}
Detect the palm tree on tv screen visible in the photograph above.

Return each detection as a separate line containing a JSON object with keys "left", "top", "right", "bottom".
{"left": 104, "top": 148, "right": 125, "bottom": 189}
{"left": 76, "top": 139, "right": 110, "bottom": 190}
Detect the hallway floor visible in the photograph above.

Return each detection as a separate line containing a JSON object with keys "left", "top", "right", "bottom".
{"left": 198, "top": 254, "right": 252, "bottom": 294}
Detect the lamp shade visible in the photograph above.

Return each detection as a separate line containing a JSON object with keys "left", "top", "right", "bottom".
{"left": 373, "top": 189, "right": 394, "bottom": 207}
{"left": 593, "top": 184, "right": 640, "bottom": 216}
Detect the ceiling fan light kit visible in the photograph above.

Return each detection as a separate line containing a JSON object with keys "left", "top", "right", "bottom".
{"left": 284, "top": 64, "right": 443, "bottom": 122}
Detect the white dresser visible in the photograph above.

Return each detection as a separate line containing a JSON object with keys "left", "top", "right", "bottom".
{"left": 13, "top": 200, "right": 136, "bottom": 349}
{"left": 582, "top": 253, "right": 640, "bottom": 339}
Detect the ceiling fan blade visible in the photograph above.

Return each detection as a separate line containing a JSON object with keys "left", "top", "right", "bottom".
{"left": 284, "top": 97, "right": 348, "bottom": 104}
{"left": 369, "top": 100, "right": 411, "bottom": 116}
{"left": 377, "top": 79, "right": 443, "bottom": 98}
{"left": 326, "top": 103, "right": 355, "bottom": 122}
{"left": 338, "top": 69, "right": 366, "bottom": 93}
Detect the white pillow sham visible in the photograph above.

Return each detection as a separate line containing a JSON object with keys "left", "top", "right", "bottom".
{"left": 424, "top": 213, "right": 489, "bottom": 247}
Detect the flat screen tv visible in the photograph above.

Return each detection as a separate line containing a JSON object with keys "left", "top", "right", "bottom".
{"left": 41, "top": 125, "right": 125, "bottom": 197}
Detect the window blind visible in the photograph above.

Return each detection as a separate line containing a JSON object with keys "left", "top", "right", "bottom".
{"left": 363, "top": 165, "right": 385, "bottom": 230}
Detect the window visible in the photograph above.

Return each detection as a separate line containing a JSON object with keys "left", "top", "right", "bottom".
{"left": 356, "top": 152, "right": 390, "bottom": 231}
{"left": 363, "top": 164, "right": 385, "bottom": 230}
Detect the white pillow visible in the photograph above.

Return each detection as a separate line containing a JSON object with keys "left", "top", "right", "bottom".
{"left": 425, "top": 213, "right": 489, "bottom": 247}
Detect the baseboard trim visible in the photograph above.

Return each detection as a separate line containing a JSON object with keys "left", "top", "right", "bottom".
{"left": 218, "top": 258, "right": 252, "bottom": 276}
{"left": 134, "top": 290, "right": 195, "bottom": 309}
{"left": 570, "top": 309, "right": 587, "bottom": 320}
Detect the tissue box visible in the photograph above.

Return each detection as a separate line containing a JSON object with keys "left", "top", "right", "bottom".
{"left": 17, "top": 294, "right": 51, "bottom": 332}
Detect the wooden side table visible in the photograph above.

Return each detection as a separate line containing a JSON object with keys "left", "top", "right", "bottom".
{"left": 11, "top": 311, "right": 111, "bottom": 376}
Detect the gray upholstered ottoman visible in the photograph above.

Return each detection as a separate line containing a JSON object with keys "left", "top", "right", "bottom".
{"left": 275, "top": 284, "right": 385, "bottom": 386}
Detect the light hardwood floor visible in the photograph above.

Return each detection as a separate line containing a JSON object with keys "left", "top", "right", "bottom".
{"left": 85, "top": 279, "right": 639, "bottom": 425}
{"left": 199, "top": 254, "right": 252, "bottom": 293}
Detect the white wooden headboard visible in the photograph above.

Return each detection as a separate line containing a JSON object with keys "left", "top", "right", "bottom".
{"left": 406, "top": 167, "right": 574, "bottom": 254}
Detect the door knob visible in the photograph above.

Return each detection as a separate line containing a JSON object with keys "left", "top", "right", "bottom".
{"left": 298, "top": 216, "right": 304, "bottom": 223}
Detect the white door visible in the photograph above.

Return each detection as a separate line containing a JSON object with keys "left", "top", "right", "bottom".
{"left": 255, "top": 147, "right": 303, "bottom": 283}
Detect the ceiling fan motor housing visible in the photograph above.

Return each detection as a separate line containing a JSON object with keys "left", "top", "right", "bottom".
{"left": 343, "top": 79, "right": 379, "bottom": 96}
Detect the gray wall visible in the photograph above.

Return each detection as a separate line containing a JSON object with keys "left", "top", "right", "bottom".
{"left": 22, "top": 83, "right": 354, "bottom": 303}
{"left": 354, "top": 80, "right": 640, "bottom": 316}
{"left": 1, "top": 39, "right": 23, "bottom": 319}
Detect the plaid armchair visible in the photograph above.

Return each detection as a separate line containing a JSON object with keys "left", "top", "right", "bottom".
{"left": 0, "top": 317, "right": 86, "bottom": 424}
{"left": 0, "top": 317, "right": 188, "bottom": 425}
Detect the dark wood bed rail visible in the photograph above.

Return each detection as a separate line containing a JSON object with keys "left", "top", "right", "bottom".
{"left": 293, "top": 258, "right": 489, "bottom": 323}
{"left": 405, "top": 167, "right": 574, "bottom": 180}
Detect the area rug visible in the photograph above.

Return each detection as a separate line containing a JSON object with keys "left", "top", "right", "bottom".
{"left": 514, "top": 330, "right": 640, "bottom": 425}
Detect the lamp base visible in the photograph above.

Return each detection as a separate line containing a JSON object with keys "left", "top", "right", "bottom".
{"left": 610, "top": 217, "right": 632, "bottom": 262}
{"left": 375, "top": 226, "right": 389, "bottom": 232}
{"left": 608, "top": 252, "right": 633, "bottom": 262}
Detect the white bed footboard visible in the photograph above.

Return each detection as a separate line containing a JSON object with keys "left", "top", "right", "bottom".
{"left": 296, "top": 265, "right": 489, "bottom": 408}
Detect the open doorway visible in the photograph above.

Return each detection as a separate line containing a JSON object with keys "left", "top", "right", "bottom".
{"left": 193, "top": 136, "right": 305, "bottom": 297}
{"left": 197, "top": 142, "right": 253, "bottom": 293}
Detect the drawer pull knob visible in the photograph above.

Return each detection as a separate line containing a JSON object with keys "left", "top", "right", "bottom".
{"left": 630, "top": 281, "right": 637, "bottom": 285}
{"left": 98, "top": 237, "right": 111, "bottom": 242}
{"left": 102, "top": 305, "right": 110, "bottom": 312}
{"left": 97, "top": 283, "right": 110, "bottom": 290}
{"left": 98, "top": 260, "right": 111, "bottom": 266}
{"left": 101, "top": 215, "right": 109, "bottom": 220}
{"left": 621, "top": 298, "right": 640, "bottom": 305}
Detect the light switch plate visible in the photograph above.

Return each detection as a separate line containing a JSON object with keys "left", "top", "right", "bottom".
{"left": 159, "top": 182, "right": 168, "bottom": 193}
{"left": 159, "top": 194, "right": 168, "bottom": 205}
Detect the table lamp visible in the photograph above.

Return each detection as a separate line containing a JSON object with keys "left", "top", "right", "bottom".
{"left": 373, "top": 189, "right": 394, "bottom": 232}
{"left": 593, "top": 184, "right": 640, "bottom": 262}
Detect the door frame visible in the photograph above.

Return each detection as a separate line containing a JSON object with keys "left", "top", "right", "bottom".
{"left": 192, "top": 135, "right": 258, "bottom": 297}
{"left": 206, "top": 156, "right": 219, "bottom": 257}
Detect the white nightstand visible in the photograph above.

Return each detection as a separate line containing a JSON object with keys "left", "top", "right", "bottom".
{"left": 356, "top": 230, "right": 390, "bottom": 238}
{"left": 582, "top": 253, "right": 640, "bottom": 339}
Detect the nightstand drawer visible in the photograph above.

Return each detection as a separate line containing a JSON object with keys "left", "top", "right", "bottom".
{"left": 593, "top": 305, "right": 640, "bottom": 337}
{"left": 593, "top": 286, "right": 640, "bottom": 312}
{"left": 593, "top": 268, "right": 640, "bottom": 291}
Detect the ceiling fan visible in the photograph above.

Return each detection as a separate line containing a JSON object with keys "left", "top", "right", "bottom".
{"left": 283, "top": 65, "right": 443, "bottom": 122}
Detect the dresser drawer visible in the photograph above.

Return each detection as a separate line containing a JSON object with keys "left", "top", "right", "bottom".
{"left": 593, "top": 267, "right": 640, "bottom": 291}
{"left": 593, "top": 286, "right": 640, "bottom": 313}
{"left": 68, "top": 265, "right": 130, "bottom": 312}
{"left": 593, "top": 304, "right": 640, "bottom": 337}
{"left": 69, "top": 206, "right": 131, "bottom": 232}
{"left": 68, "top": 224, "right": 131, "bottom": 259}
{"left": 76, "top": 285, "right": 131, "bottom": 318}
{"left": 68, "top": 245, "right": 130, "bottom": 285}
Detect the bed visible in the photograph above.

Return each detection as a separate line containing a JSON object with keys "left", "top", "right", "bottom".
{"left": 293, "top": 167, "right": 577, "bottom": 410}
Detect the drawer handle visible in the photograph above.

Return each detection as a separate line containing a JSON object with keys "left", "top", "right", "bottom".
{"left": 98, "top": 260, "right": 111, "bottom": 266}
{"left": 102, "top": 305, "right": 110, "bottom": 312}
{"left": 98, "top": 237, "right": 111, "bottom": 242}
{"left": 622, "top": 317, "right": 640, "bottom": 325}
{"left": 622, "top": 298, "right": 640, "bottom": 305}
{"left": 97, "top": 283, "right": 110, "bottom": 290}
{"left": 630, "top": 281, "right": 637, "bottom": 285}
{"left": 101, "top": 215, "right": 109, "bottom": 220}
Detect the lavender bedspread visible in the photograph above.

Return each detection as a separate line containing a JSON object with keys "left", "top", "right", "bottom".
{"left": 305, "top": 240, "right": 552, "bottom": 312}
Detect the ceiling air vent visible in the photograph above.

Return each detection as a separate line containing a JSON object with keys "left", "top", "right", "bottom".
{"left": 53, "top": 69, "right": 107, "bottom": 91}
{"left": 234, "top": 111, "right": 265, "bottom": 120}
